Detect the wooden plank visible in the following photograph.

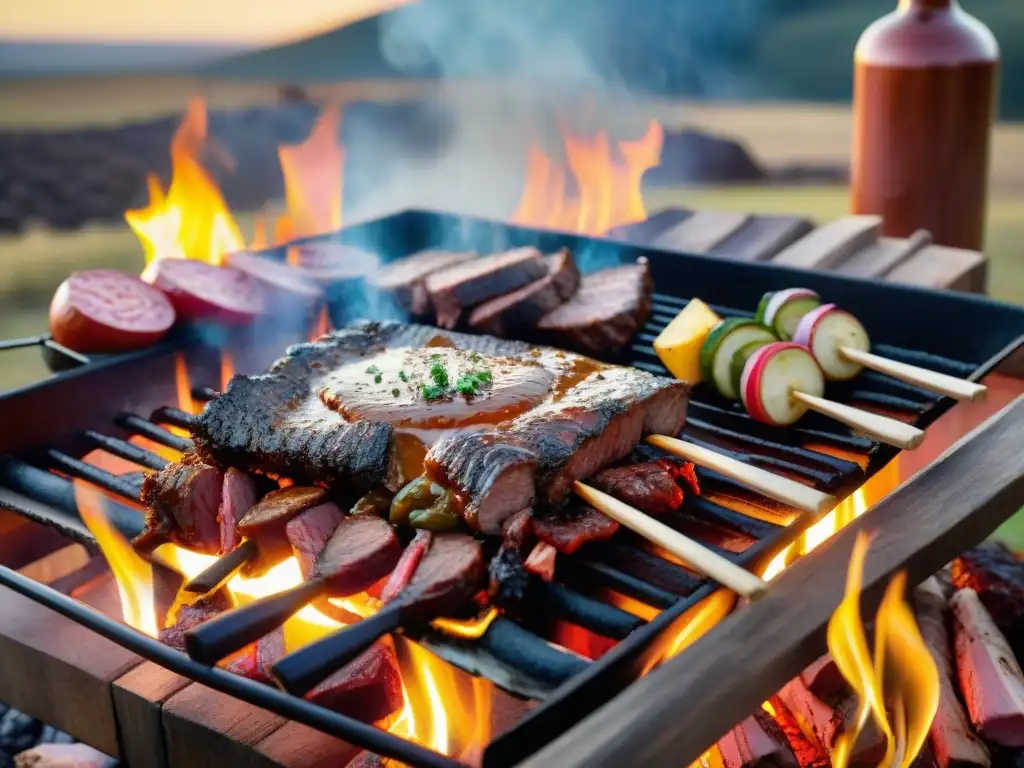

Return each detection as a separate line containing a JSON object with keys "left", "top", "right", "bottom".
{"left": 0, "top": 584, "right": 140, "bottom": 757}
{"left": 604, "top": 208, "right": 692, "bottom": 245}
{"left": 710, "top": 215, "right": 815, "bottom": 261}
{"left": 255, "top": 722, "right": 362, "bottom": 768}
{"left": 520, "top": 395, "right": 1024, "bottom": 768}
{"left": 772, "top": 215, "right": 883, "bottom": 270}
{"left": 162, "top": 683, "right": 286, "bottom": 768}
{"left": 837, "top": 229, "right": 933, "bottom": 279}
{"left": 653, "top": 211, "right": 751, "bottom": 254}
{"left": 886, "top": 244, "right": 988, "bottom": 293}
{"left": 112, "top": 662, "right": 192, "bottom": 768}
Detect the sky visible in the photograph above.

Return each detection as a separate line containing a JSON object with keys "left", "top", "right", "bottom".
{"left": 0, "top": 0, "right": 414, "bottom": 45}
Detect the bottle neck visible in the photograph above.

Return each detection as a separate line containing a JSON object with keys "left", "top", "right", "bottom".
{"left": 898, "top": 0, "right": 956, "bottom": 10}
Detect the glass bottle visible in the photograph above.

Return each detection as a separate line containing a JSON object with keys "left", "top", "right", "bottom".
{"left": 850, "top": 0, "right": 999, "bottom": 251}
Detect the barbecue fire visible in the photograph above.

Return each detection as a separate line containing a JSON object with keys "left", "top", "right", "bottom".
{"left": 826, "top": 532, "right": 939, "bottom": 768}
{"left": 512, "top": 119, "right": 663, "bottom": 235}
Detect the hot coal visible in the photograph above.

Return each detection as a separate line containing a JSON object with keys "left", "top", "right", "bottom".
{"left": 314, "top": 514, "right": 402, "bottom": 595}
{"left": 306, "top": 642, "right": 403, "bottom": 723}
{"left": 237, "top": 486, "right": 328, "bottom": 537}
{"left": 218, "top": 469, "right": 260, "bottom": 554}
{"left": 488, "top": 546, "right": 532, "bottom": 610}
{"left": 425, "top": 246, "right": 548, "bottom": 328}
{"left": 225, "top": 627, "right": 286, "bottom": 684}
{"left": 159, "top": 590, "right": 235, "bottom": 651}
{"left": 536, "top": 258, "right": 653, "bottom": 355}
{"left": 285, "top": 502, "right": 345, "bottom": 581}
{"left": 136, "top": 453, "right": 224, "bottom": 555}
{"left": 590, "top": 460, "right": 685, "bottom": 516}
{"left": 533, "top": 505, "right": 620, "bottom": 555}
{"left": 953, "top": 543, "right": 1024, "bottom": 661}
{"left": 368, "top": 249, "right": 475, "bottom": 317}
{"left": 468, "top": 248, "right": 580, "bottom": 336}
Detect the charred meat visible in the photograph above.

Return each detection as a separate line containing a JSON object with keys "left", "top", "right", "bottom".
{"left": 159, "top": 590, "right": 235, "bottom": 651}
{"left": 425, "top": 246, "right": 548, "bottom": 328}
{"left": 537, "top": 258, "right": 653, "bottom": 355}
{"left": 237, "top": 486, "right": 328, "bottom": 537}
{"left": 218, "top": 469, "right": 260, "bottom": 553}
{"left": 136, "top": 453, "right": 225, "bottom": 555}
{"left": 467, "top": 249, "right": 580, "bottom": 336}
{"left": 306, "top": 642, "right": 403, "bottom": 723}
{"left": 384, "top": 532, "right": 485, "bottom": 623}
{"left": 590, "top": 460, "right": 685, "bottom": 516}
{"left": 533, "top": 504, "right": 620, "bottom": 555}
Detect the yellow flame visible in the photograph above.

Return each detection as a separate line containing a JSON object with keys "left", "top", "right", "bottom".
{"left": 278, "top": 103, "right": 344, "bottom": 239}
{"left": 72, "top": 474, "right": 158, "bottom": 637}
{"left": 125, "top": 98, "right": 244, "bottom": 266}
{"left": 643, "top": 589, "right": 737, "bottom": 675}
{"left": 828, "top": 533, "right": 940, "bottom": 768}
{"left": 512, "top": 119, "right": 663, "bottom": 235}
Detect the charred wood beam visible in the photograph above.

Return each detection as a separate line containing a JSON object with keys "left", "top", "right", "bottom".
{"left": 952, "top": 588, "right": 1024, "bottom": 748}
{"left": 800, "top": 654, "right": 848, "bottom": 707}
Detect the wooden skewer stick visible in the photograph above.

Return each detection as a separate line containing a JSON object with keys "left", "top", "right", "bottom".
{"left": 791, "top": 391, "right": 924, "bottom": 450}
{"left": 840, "top": 346, "right": 987, "bottom": 403}
{"left": 574, "top": 481, "right": 768, "bottom": 599}
{"left": 647, "top": 435, "right": 836, "bottom": 515}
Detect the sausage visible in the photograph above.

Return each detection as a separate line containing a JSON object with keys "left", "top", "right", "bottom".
{"left": 143, "top": 258, "right": 263, "bottom": 324}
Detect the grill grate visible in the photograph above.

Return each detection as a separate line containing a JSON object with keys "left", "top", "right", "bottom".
{"left": 1, "top": 210, "right": 1023, "bottom": 767}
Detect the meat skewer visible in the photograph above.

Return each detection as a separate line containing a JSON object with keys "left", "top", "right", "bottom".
{"left": 271, "top": 531, "right": 485, "bottom": 696}
{"left": 185, "top": 513, "right": 401, "bottom": 664}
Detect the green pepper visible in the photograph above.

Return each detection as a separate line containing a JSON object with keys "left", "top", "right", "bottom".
{"left": 408, "top": 500, "right": 459, "bottom": 531}
{"left": 389, "top": 475, "right": 446, "bottom": 526}
{"left": 351, "top": 487, "right": 394, "bottom": 518}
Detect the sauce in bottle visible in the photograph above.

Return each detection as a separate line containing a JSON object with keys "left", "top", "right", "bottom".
{"left": 850, "top": 0, "right": 999, "bottom": 250}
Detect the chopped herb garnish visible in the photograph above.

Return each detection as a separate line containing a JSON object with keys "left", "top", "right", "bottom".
{"left": 474, "top": 369, "right": 492, "bottom": 383}
{"left": 455, "top": 376, "right": 478, "bottom": 395}
{"left": 421, "top": 383, "right": 447, "bottom": 401}
{"left": 468, "top": 352, "right": 481, "bottom": 362}
{"left": 365, "top": 364, "right": 381, "bottom": 375}
{"left": 429, "top": 362, "right": 449, "bottom": 388}
{"left": 374, "top": 373, "right": 383, "bottom": 384}
{"left": 398, "top": 370, "right": 408, "bottom": 382}
{"left": 391, "top": 388, "right": 400, "bottom": 397}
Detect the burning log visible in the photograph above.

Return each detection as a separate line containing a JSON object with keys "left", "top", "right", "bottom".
{"left": 913, "top": 577, "right": 991, "bottom": 768}
{"left": 718, "top": 711, "right": 799, "bottom": 768}
{"left": 953, "top": 543, "right": 1024, "bottom": 663}
{"left": 951, "top": 588, "right": 1024, "bottom": 747}
{"left": 800, "top": 654, "right": 848, "bottom": 707}
{"left": 776, "top": 676, "right": 885, "bottom": 767}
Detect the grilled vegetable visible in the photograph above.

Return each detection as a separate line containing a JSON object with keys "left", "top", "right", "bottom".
{"left": 143, "top": 258, "right": 264, "bottom": 324}
{"left": 49, "top": 269, "right": 176, "bottom": 353}
{"left": 740, "top": 342, "right": 825, "bottom": 426}
{"left": 389, "top": 476, "right": 458, "bottom": 530}
{"left": 729, "top": 340, "right": 770, "bottom": 398}
{"left": 793, "top": 303, "right": 871, "bottom": 381}
{"left": 755, "top": 288, "right": 821, "bottom": 341}
{"left": 653, "top": 298, "right": 722, "bottom": 383}
{"left": 700, "top": 318, "right": 777, "bottom": 400}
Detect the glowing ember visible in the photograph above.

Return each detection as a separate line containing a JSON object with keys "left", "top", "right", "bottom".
{"left": 125, "top": 99, "right": 245, "bottom": 266}
{"left": 512, "top": 119, "right": 663, "bottom": 235}
{"left": 827, "top": 532, "right": 939, "bottom": 768}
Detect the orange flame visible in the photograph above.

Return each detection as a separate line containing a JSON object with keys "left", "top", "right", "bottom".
{"left": 125, "top": 98, "right": 245, "bottom": 266}
{"left": 73, "top": 453, "right": 158, "bottom": 636}
{"left": 512, "top": 119, "right": 663, "bottom": 235}
{"left": 827, "top": 532, "right": 940, "bottom": 768}
{"left": 220, "top": 351, "right": 235, "bottom": 392}
{"left": 278, "top": 103, "right": 344, "bottom": 239}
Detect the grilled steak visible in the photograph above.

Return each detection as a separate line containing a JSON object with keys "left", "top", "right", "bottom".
{"left": 306, "top": 641, "right": 403, "bottom": 723}
{"left": 314, "top": 514, "right": 402, "bottom": 594}
{"left": 537, "top": 258, "right": 653, "bottom": 355}
{"left": 533, "top": 505, "right": 620, "bottom": 554}
{"left": 285, "top": 502, "right": 345, "bottom": 580}
{"left": 425, "top": 246, "right": 548, "bottom": 328}
{"left": 237, "top": 486, "right": 328, "bottom": 537}
{"left": 219, "top": 469, "right": 260, "bottom": 553}
{"left": 590, "top": 460, "right": 684, "bottom": 516}
{"left": 368, "top": 249, "right": 475, "bottom": 316}
{"left": 159, "top": 590, "right": 234, "bottom": 650}
{"left": 136, "top": 453, "right": 225, "bottom": 554}
{"left": 225, "top": 627, "right": 285, "bottom": 684}
{"left": 193, "top": 321, "right": 687, "bottom": 535}
{"left": 467, "top": 249, "right": 580, "bottom": 335}
{"left": 386, "top": 532, "right": 485, "bottom": 623}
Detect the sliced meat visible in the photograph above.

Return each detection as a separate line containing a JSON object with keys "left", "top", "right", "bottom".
{"left": 159, "top": 590, "right": 234, "bottom": 651}
{"left": 306, "top": 641, "right": 403, "bottom": 723}
{"left": 953, "top": 543, "right": 1024, "bottom": 661}
{"left": 427, "top": 361, "right": 688, "bottom": 534}
{"left": 237, "top": 486, "right": 328, "bottom": 537}
{"left": 225, "top": 627, "right": 285, "bottom": 684}
{"left": 315, "top": 515, "right": 402, "bottom": 595}
{"left": 368, "top": 249, "right": 475, "bottom": 316}
{"left": 380, "top": 530, "right": 433, "bottom": 603}
{"left": 425, "top": 246, "right": 548, "bottom": 328}
{"left": 387, "top": 533, "right": 485, "bottom": 623}
{"left": 135, "top": 453, "right": 224, "bottom": 554}
{"left": 524, "top": 542, "right": 557, "bottom": 582}
{"left": 537, "top": 258, "right": 653, "bottom": 355}
{"left": 467, "top": 249, "right": 580, "bottom": 335}
{"left": 533, "top": 505, "right": 620, "bottom": 554}
{"left": 285, "top": 502, "right": 345, "bottom": 581}
{"left": 590, "top": 460, "right": 684, "bottom": 516}
{"left": 193, "top": 321, "right": 687, "bottom": 534}
{"left": 219, "top": 469, "right": 260, "bottom": 553}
